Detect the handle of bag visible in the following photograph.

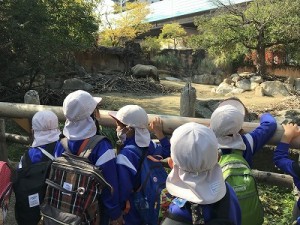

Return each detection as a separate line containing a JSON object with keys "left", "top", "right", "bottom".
{"left": 45, "top": 179, "right": 86, "bottom": 195}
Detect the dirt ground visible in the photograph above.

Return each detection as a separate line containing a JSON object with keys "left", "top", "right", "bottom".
{"left": 100, "top": 79, "right": 300, "bottom": 116}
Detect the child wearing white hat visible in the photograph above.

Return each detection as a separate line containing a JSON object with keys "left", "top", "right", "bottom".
{"left": 109, "top": 105, "right": 170, "bottom": 225}
{"left": 16, "top": 110, "right": 62, "bottom": 225}
{"left": 162, "top": 122, "right": 241, "bottom": 225}
{"left": 18, "top": 110, "right": 62, "bottom": 167}
{"left": 210, "top": 98, "right": 277, "bottom": 168}
{"left": 210, "top": 98, "right": 277, "bottom": 225}
{"left": 57, "top": 90, "right": 123, "bottom": 225}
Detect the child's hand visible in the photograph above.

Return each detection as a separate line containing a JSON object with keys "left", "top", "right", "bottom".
{"left": 149, "top": 117, "right": 164, "bottom": 140}
{"left": 281, "top": 123, "right": 300, "bottom": 144}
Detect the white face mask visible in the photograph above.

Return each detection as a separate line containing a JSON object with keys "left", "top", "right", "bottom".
{"left": 117, "top": 128, "right": 127, "bottom": 143}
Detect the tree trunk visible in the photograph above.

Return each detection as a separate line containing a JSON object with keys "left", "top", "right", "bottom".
{"left": 256, "top": 28, "right": 266, "bottom": 76}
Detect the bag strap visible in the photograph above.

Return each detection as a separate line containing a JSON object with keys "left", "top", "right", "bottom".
{"left": 22, "top": 142, "right": 56, "bottom": 167}
{"left": 60, "top": 138, "right": 70, "bottom": 153}
{"left": 78, "top": 135, "right": 105, "bottom": 158}
{"left": 37, "top": 147, "right": 55, "bottom": 160}
{"left": 134, "top": 147, "right": 148, "bottom": 192}
{"left": 60, "top": 135, "right": 106, "bottom": 159}
{"left": 77, "top": 138, "right": 90, "bottom": 156}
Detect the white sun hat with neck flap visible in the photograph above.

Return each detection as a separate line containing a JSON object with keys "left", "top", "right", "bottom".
{"left": 63, "top": 90, "right": 102, "bottom": 140}
{"left": 166, "top": 122, "right": 226, "bottom": 204}
{"left": 210, "top": 98, "right": 246, "bottom": 150}
{"left": 109, "top": 105, "right": 150, "bottom": 148}
{"left": 31, "top": 110, "right": 61, "bottom": 147}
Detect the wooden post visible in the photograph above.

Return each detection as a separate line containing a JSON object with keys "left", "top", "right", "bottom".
{"left": 13, "top": 90, "right": 41, "bottom": 133}
{"left": 180, "top": 82, "right": 196, "bottom": 117}
{"left": 0, "top": 119, "right": 8, "bottom": 162}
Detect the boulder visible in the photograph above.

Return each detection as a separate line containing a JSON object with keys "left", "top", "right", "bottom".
{"left": 215, "top": 82, "right": 235, "bottom": 95}
{"left": 260, "top": 81, "right": 290, "bottom": 96}
{"left": 236, "top": 79, "right": 251, "bottom": 91}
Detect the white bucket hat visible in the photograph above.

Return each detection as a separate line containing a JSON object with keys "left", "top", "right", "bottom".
{"left": 210, "top": 104, "right": 246, "bottom": 150}
{"left": 109, "top": 105, "right": 150, "bottom": 147}
{"left": 167, "top": 122, "right": 226, "bottom": 204}
{"left": 31, "top": 110, "right": 61, "bottom": 147}
{"left": 218, "top": 98, "right": 247, "bottom": 117}
{"left": 62, "top": 90, "right": 102, "bottom": 140}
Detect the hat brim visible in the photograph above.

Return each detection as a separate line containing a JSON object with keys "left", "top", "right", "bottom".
{"left": 94, "top": 97, "right": 102, "bottom": 104}
{"left": 166, "top": 164, "right": 226, "bottom": 204}
{"left": 218, "top": 99, "right": 246, "bottom": 116}
{"left": 109, "top": 111, "right": 124, "bottom": 124}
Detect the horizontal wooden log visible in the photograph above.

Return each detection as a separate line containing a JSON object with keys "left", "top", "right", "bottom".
{"left": 5, "top": 133, "right": 30, "bottom": 144}
{"left": 0, "top": 102, "right": 298, "bottom": 148}
{"left": 252, "top": 169, "right": 293, "bottom": 188}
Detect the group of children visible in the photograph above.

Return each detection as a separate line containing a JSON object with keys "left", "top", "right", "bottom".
{"left": 13, "top": 89, "right": 300, "bottom": 225}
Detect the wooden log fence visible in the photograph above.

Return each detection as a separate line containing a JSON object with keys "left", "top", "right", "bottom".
{"left": 0, "top": 101, "right": 298, "bottom": 188}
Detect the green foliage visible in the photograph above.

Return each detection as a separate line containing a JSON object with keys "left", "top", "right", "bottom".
{"left": 194, "top": 0, "right": 300, "bottom": 74}
{"left": 0, "top": 0, "right": 99, "bottom": 88}
{"left": 99, "top": 2, "right": 152, "bottom": 47}
{"left": 186, "top": 34, "right": 203, "bottom": 49}
{"left": 194, "top": 57, "right": 217, "bottom": 74}
{"left": 153, "top": 54, "right": 182, "bottom": 70}
{"left": 159, "top": 23, "right": 187, "bottom": 49}
{"left": 141, "top": 36, "right": 161, "bottom": 57}
{"left": 259, "top": 183, "right": 294, "bottom": 225}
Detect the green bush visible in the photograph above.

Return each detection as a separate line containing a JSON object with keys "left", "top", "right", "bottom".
{"left": 259, "top": 183, "right": 294, "bottom": 225}
{"left": 153, "top": 54, "right": 182, "bottom": 70}
{"left": 195, "top": 57, "right": 217, "bottom": 74}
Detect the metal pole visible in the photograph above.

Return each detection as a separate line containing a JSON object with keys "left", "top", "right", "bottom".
{"left": 0, "top": 119, "right": 8, "bottom": 162}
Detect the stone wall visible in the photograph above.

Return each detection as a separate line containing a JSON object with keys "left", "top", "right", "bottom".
{"left": 238, "top": 66, "right": 300, "bottom": 78}
{"left": 75, "top": 44, "right": 145, "bottom": 74}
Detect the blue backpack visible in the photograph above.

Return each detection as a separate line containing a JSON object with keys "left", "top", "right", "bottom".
{"left": 133, "top": 146, "right": 168, "bottom": 225}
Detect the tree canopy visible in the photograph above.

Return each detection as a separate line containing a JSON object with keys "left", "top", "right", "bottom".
{"left": 0, "top": 0, "right": 100, "bottom": 89}
{"left": 99, "top": 2, "right": 152, "bottom": 47}
{"left": 159, "top": 23, "right": 187, "bottom": 49}
{"left": 193, "top": 0, "right": 300, "bottom": 75}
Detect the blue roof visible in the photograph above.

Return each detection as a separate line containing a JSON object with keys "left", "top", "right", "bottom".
{"left": 146, "top": 0, "right": 251, "bottom": 22}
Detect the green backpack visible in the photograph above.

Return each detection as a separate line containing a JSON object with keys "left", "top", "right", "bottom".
{"left": 219, "top": 150, "right": 264, "bottom": 225}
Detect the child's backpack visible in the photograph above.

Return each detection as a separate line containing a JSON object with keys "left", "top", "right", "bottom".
{"left": 40, "top": 135, "right": 112, "bottom": 225}
{"left": 133, "top": 146, "right": 168, "bottom": 225}
{"left": 219, "top": 150, "right": 264, "bottom": 225}
{"left": 13, "top": 143, "right": 56, "bottom": 225}
{"left": 165, "top": 184, "right": 235, "bottom": 225}
{"left": 0, "top": 161, "right": 12, "bottom": 225}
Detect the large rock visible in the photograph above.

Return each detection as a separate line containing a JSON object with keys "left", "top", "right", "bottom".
{"left": 236, "top": 79, "right": 251, "bottom": 91}
{"left": 295, "top": 78, "right": 300, "bottom": 93}
{"left": 276, "top": 109, "right": 300, "bottom": 125}
{"left": 260, "top": 81, "right": 290, "bottom": 96}
{"left": 62, "top": 78, "right": 93, "bottom": 91}
{"left": 131, "top": 64, "right": 159, "bottom": 82}
{"left": 215, "top": 82, "right": 235, "bottom": 95}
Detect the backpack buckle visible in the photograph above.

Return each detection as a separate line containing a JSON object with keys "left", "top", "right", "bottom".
{"left": 77, "top": 187, "right": 85, "bottom": 195}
